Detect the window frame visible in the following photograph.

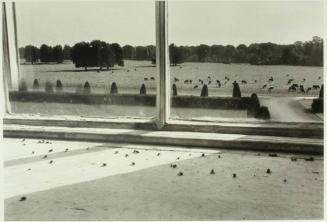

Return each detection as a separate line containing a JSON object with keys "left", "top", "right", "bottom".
{"left": 2, "top": 1, "right": 324, "bottom": 138}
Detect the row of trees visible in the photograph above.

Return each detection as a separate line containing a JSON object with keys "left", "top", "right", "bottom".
{"left": 19, "top": 41, "right": 124, "bottom": 70}
{"left": 165, "top": 36, "right": 323, "bottom": 66}
{"left": 19, "top": 36, "right": 323, "bottom": 67}
{"left": 123, "top": 36, "right": 323, "bottom": 66}
{"left": 19, "top": 45, "right": 71, "bottom": 64}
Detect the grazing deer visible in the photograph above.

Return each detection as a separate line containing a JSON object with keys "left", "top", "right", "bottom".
{"left": 288, "top": 85, "right": 297, "bottom": 92}
{"left": 313, "top": 85, "right": 320, "bottom": 90}
{"left": 267, "top": 86, "right": 274, "bottom": 93}
{"left": 216, "top": 80, "right": 221, "bottom": 88}
{"left": 287, "top": 79, "right": 294, "bottom": 85}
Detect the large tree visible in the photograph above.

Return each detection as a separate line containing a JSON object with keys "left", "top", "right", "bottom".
{"left": 122, "top": 45, "right": 135, "bottom": 59}
{"left": 169, "top": 44, "right": 183, "bottom": 66}
{"left": 24, "top": 45, "right": 39, "bottom": 64}
{"left": 40, "top": 44, "right": 52, "bottom": 63}
{"left": 63, "top": 45, "right": 72, "bottom": 60}
{"left": 110, "top": 43, "right": 124, "bottom": 66}
{"left": 196, "top": 44, "right": 210, "bottom": 62}
{"left": 71, "top": 41, "right": 124, "bottom": 70}
{"left": 71, "top": 42, "right": 91, "bottom": 70}
{"left": 52, "top": 45, "right": 64, "bottom": 63}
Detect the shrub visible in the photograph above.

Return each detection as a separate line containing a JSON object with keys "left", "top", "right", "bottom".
{"left": 45, "top": 81, "right": 54, "bottom": 93}
{"left": 319, "top": 84, "right": 323, "bottom": 99}
{"left": 232, "top": 81, "right": 241, "bottom": 98}
{"left": 32, "top": 79, "right": 39, "bottom": 89}
{"left": 84, "top": 81, "right": 91, "bottom": 94}
{"left": 56, "top": 80, "right": 63, "bottom": 92}
{"left": 140, "top": 84, "right": 146, "bottom": 95}
{"left": 172, "top": 83, "right": 178, "bottom": 96}
{"left": 19, "top": 79, "right": 28, "bottom": 92}
{"left": 247, "top": 93, "right": 260, "bottom": 117}
{"left": 255, "top": 106, "right": 270, "bottom": 119}
{"left": 110, "top": 82, "right": 118, "bottom": 94}
{"left": 200, "top": 84, "right": 208, "bottom": 97}
{"left": 312, "top": 98, "right": 323, "bottom": 113}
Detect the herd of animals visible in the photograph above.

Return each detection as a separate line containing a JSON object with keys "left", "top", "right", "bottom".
{"left": 117, "top": 66, "right": 322, "bottom": 95}
{"left": 141, "top": 74, "right": 322, "bottom": 94}
{"left": 26, "top": 64, "right": 322, "bottom": 95}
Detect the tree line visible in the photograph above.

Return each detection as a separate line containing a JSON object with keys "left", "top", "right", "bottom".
{"left": 19, "top": 45, "right": 70, "bottom": 64}
{"left": 19, "top": 36, "right": 323, "bottom": 68}
{"left": 164, "top": 36, "right": 323, "bottom": 66}
{"left": 19, "top": 41, "right": 124, "bottom": 70}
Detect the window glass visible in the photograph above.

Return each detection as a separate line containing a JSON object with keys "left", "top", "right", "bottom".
{"left": 11, "top": 1, "right": 156, "bottom": 119}
{"left": 168, "top": 1, "right": 323, "bottom": 123}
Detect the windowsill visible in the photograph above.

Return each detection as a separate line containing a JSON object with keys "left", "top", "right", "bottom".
{"left": 4, "top": 113, "right": 323, "bottom": 139}
{"left": 3, "top": 123, "right": 323, "bottom": 154}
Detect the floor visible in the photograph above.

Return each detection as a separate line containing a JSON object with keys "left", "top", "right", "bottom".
{"left": 3, "top": 138, "right": 324, "bottom": 220}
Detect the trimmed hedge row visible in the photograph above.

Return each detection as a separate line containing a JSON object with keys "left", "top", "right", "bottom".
{"left": 311, "top": 84, "right": 323, "bottom": 113}
{"left": 15, "top": 79, "right": 271, "bottom": 119}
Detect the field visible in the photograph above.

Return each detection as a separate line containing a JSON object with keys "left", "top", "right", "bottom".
{"left": 14, "top": 60, "right": 324, "bottom": 122}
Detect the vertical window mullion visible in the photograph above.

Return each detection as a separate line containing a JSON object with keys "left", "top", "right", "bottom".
{"left": 155, "top": 1, "right": 170, "bottom": 129}
{"left": 5, "top": 1, "right": 19, "bottom": 90}
{"left": 2, "top": 2, "right": 12, "bottom": 114}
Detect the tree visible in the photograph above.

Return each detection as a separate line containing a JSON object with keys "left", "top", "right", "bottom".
{"left": 169, "top": 44, "right": 183, "bottom": 66}
{"left": 71, "top": 42, "right": 91, "bottom": 70}
{"left": 111, "top": 43, "right": 124, "bottom": 66}
{"left": 18, "top": 47, "right": 25, "bottom": 59}
{"left": 63, "top": 45, "right": 72, "bottom": 60}
{"left": 24, "top": 45, "right": 39, "bottom": 64}
{"left": 122, "top": 45, "right": 135, "bottom": 59}
{"left": 71, "top": 41, "right": 125, "bottom": 70}
{"left": 196, "top": 44, "right": 210, "bottom": 62}
{"left": 146, "top": 45, "right": 156, "bottom": 61}
{"left": 40, "top": 44, "right": 52, "bottom": 63}
{"left": 223, "top": 45, "right": 236, "bottom": 63}
{"left": 135, "top": 46, "right": 146, "bottom": 60}
{"left": 100, "top": 42, "right": 114, "bottom": 70}
{"left": 210, "top": 45, "right": 224, "bottom": 62}
{"left": 52, "top": 45, "right": 64, "bottom": 63}
{"left": 234, "top": 44, "right": 248, "bottom": 63}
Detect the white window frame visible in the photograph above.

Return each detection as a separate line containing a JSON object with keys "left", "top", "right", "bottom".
{"left": 2, "top": 1, "right": 323, "bottom": 138}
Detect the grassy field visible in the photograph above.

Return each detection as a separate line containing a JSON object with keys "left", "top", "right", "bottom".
{"left": 14, "top": 60, "right": 323, "bottom": 122}
{"left": 19, "top": 60, "right": 323, "bottom": 96}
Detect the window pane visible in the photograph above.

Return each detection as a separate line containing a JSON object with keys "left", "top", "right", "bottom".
{"left": 168, "top": 1, "right": 323, "bottom": 123}
{"left": 11, "top": 1, "right": 156, "bottom": 119}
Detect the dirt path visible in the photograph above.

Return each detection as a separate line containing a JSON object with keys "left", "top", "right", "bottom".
{"left": 260, "top": 97, "right": 322, "bottom": 122}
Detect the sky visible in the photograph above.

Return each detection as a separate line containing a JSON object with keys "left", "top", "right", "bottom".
{"left": 16, "top": 0, "right": 324, "bottom": 48}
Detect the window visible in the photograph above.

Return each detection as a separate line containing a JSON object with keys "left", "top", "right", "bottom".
{"left": 168, "top": 1, "right": 323, "bottom": 124}
{"left": 2, "top": 1, "right": 324, "bottom": 135}
{"left": 5, "top": 1, "right": 157, "bottom": 119}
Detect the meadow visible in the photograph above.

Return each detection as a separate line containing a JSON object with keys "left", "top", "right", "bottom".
{"left": 13, "top": 60, "right": 323, "bottom": 122}
{"left": 19, "top": 60, "right": 323, "bottom": 96}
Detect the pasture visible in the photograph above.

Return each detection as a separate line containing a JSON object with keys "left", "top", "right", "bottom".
{"left": 19, "top": 60, "right": 323, "bottom": 96}
{"left": 14, "top": 60, "right": 323, "bottom": 122}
